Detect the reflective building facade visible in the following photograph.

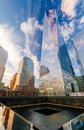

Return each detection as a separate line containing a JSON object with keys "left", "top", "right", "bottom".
{"left": 13, "top": 57, "right": 34, "bottom": 91}
{"left": 72, "top": 30, "right": 84, "bottom": 70}
{"left": 40, "top": 9, "right": 79, "bottom": 96}
{"left": 40, "top": 9, "right": 65, "bottom": 96}
{"left": 58, "top": 44, "right": 79, "bottom": 95}
{"left": 0, "top": 46, "right": 8, "bottom": 89}
{"left": 71, "top": 30, "right": 84, "bottom": 91}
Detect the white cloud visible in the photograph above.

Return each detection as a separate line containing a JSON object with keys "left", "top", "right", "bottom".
{"left": 73, "top": 38, "right": 84, "bottom": 49}
{"left": 61, "top": 0, "right": 79, "bottom": 18}
{"left": 73, "top": 30, "right": 84, "bottom": 47}
{"left": 20, "top": 18, "right": 43, "bottom": 79}
{"left": 20, "top": 18, "right": 43, "bottom": 35}
{"left": 80, "top": 16, "right": 84, "bottom": 24}
{"left": 34, "top": 41, "right": 40, "bottom": 48}
{"left": 68, "top": 47, "right": 77, "bottom": 58}
{"left": 61, "top": 21, "right": 75, "bottom": 41}
{"left": 46, "top": 56, "right": 56, "bottom": 64}
{"left": 0, "top": 24, "right": 23, "bottom": 85}
{"left": 20, "top": 17, "right": 43, "bottom": 50}
{"left": 43, "top": 41, "right": 55, "bottom": 51}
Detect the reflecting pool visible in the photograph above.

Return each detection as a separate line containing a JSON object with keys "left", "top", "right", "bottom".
{"left": 0, "top": 103, "right": 84, "bottom": 130}
{"left": 12, "top": 104, "right": 84, "bottom": 130}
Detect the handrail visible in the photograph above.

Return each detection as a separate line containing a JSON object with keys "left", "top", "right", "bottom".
{"left": 0, "top": 103, "right": 34, "bottom": 130}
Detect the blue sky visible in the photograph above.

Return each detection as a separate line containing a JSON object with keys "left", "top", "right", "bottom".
{"left": 0, "top": 0, "right": 84, "bottom": 86}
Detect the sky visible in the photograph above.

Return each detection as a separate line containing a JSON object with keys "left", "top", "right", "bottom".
{"left": 0, "top": 0, "right": 84, "bottom": 86}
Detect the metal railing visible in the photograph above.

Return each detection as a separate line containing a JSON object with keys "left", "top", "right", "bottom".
{"left": 0, "top": 103, "right": 34, "bottom": 130}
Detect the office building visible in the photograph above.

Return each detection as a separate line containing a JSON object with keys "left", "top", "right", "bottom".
{"left": 8, "top": 73, "right": 17, "bottom": 90}
{"left": 40, "top": 65, "right": 50, "bottom": 76}
{"left": 69, "top": 31, "right": 84, "bottom": 92}
{"left": 58, "top": 44, "right": 79, "bottom": 95}
{"left": 40, "top": 9, "right": 66, "bottom": 96}
{"left": 40, "top": 9, "right": 79, "bottom": 96}
{"left": 13, "top": 57, "right": 34, "bottom": 91}
{"left": 0, "top": 46, "right": 8, "bottom": 89}
{"left": 72, "top": 30, "right": 84, "bottom": 70}
{"left": 59, "top": 44, "right": 75, "bottom": 76}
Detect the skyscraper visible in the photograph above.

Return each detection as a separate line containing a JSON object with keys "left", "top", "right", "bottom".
{"left": 40, "top": 9, "right": 66, "bottom": 96}
{"left": 58, "top": 44, "right": 75, "bottom": 76}
{"left": 40, "top": 9, "right": 79, "bottom": 96}
{"left": 40, "top": 65, "right": 50, "bottom": 76}
{"left": 13, "top": 57, "right": 34, "bottom": 91}
{"left": 72, "top": 30, "right": 84, "bottom": 73}
{"left": 70, "top": 31, "right": 84, "bottom": 91}
{"left": 8, "top": 73, "right": 17, "bottom": 90}
{"left": 59, "top": 44, "right": 79, "bottom": 94}
{"left": 0, "top": 46, "right": 8, "bottom": 87}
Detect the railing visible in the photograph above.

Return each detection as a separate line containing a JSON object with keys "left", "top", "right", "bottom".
{"left": 0, "top": 103, "right": 34, "bottom": 130}
{"left": 63, "top": 113, "right": 84, "bottom": 130}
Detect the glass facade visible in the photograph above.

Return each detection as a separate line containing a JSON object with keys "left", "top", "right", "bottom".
{"left": 58, "top": 44, "right": 79, "bottom": 95}
{"left": 40, "top": 9, "right": 79, "bottom": 96}
{"left": 0, "top": 46, "right": 8, "bottom": 89}
{"left": 72, "top": 30, "right": 84, "bottom": 70}
{"left": 13, "top": 57, "right": 34, "bottom": 91}
{"left": 58, "top": 44, "right": 75, "bottom": 76}
{"left": 40, "top": 9, "right": 65, "bottom": 96}
{"left": 23, "top": 57, "right": 34, "bottom": 73}
{"left": 71, "top": 31, "right": 84, "bottom": 92}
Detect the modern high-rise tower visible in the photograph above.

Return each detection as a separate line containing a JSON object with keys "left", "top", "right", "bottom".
{"left": 58, "top": 43, "right": 79, "bottom": 95}
{"left": 40, "top": 65, "right": 50, "bottom": 76}
{"left": 0, "top": 46, "right": 8, "bottom": 86}
{"left": 72, "top": 30, "right": 84, "bottom": 73}
{"left": 40, "top": 9, "right": 66, "bottom": 96}
{"left": 40, "top": 9, "right": 79, "bottom": 96}
{"left": 70, "top": 31, "right": 84, "bottom": 92}
{"left": 13, "top": 57, "right": 34, "bottom": 91}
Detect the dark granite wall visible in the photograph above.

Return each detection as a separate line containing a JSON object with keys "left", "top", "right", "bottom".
{"left": 47, "top": 96, "right": 84, "bottom": 108}
{"left": 0, "top": 96, "right": 84, "bottom": 108}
